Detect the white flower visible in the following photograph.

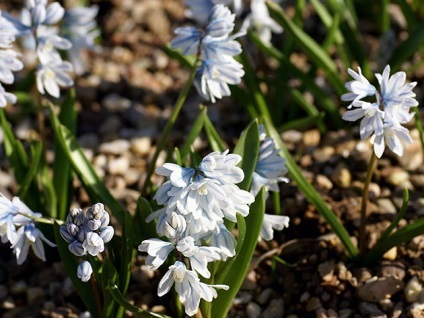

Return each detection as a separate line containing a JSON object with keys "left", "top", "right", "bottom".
{"left": 342, "top": 65, "right": 418, "bottom": 158}
{"left": 0, "top": 49, "right": 23, "bottom": 85}
{"left": 376, "top": 65, "right": 418, "bottom": 108}
{"left": 260, "top": 214, "right": 289, "bottom": 241}
{"left": 370, "top": 116, "right": 413, "bottom": 158}
{"left": 194, "top": 58, "right": 244, "bottom": 103}
{"left": 0, "top": 84, "right": 17, "bottom": 108}
{"left": 36, "top": 60, "right": 73, "bottom": 98}
{"left": 37, "top": 32, "right": 72, "bottom": 64}
{"left": 209, "top": 224, "right": 237, "bottom": 260}
{"left": 82, "top": 232, "right": 104, "bottom": 256}
{"left": 63, "top": 5, "right": 100, "bottom": 75}
{"left": 342, "top": 101, "right": 384, "bottom": 140}
{"left": 241, "top": 0, "right": 283, "bottom": 44}
{"left": 199, "top": 150, "right": 244, "bottom": 184}
{"left": 77, "top": 261, "right": 93, "bottom": 282}
{"left": 341, "top": 67, "right": 377, "bottom": 107}
{"left": 138, "top": 239, "right": 174, "bottom": 270}
{"left": 176, "top": 236, "right": 221, "bottom": 278}
{"left": 11, "top": 223, "right": 56, "bottom": 265}
{"left": 250, "top": 125, "right": 288, "bottom": 197}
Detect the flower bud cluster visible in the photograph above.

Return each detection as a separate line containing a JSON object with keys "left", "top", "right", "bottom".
{"left": 60, "top": 203, "right": 114, "bottom": 282}
{"left": 60, "top": 203, "right": 114, "bottom": 257}
{"left": 171, "top": 4, "right": 244, "bottom": 103}
{"left": 0, "top": 193, "right": 55, "bottom": 265}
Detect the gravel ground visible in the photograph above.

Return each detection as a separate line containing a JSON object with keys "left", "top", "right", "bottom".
{"left": 1, "top": 1, "right": 424, "bottom": 317}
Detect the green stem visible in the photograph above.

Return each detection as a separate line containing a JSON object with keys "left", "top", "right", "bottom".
{"left": 16, "top": 212, "right": 64, "bottom": 225}
{"left": 359, "top": 152, "right": 377, "bottom": 256}
{"left": 142, "top": 59, "right": 200, "bottom": 195}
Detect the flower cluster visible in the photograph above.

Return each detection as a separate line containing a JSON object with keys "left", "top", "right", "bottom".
{"left": 62, "top": 5, "right": 100, "bottom": 75}
{"left": 171, "top": 4, "right": 244, "bottom": 103}
{"left": 60, "top": 203, "right": 114, "bottom": 282}
{"left": 342, "top": 65, "right": 419, "bottom": 158}
{"left": 0, "top": 193, "right": 55, "bottom": 265}
{"left": 139, "top": 150, "right": 254, "bottom": 316}
{"left": 1, "top": 1, "right": 99, "bottom": 100}
{"left": 251, "top": 125, "right": 290, "bottom": 241}
{"left": 0, "top": 18, "right": 24, "bottom": 107}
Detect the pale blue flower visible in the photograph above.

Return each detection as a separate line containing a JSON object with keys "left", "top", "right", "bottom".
{"left": 77, "top": 261, "right": 93, "bottom": 282}
{"left": 0, "top": 49, "right": 24, "bottom": 85}
{"left": 260, "top": 214, "right": 289, "bottom": 241}
{"left": 341, "top": 67, "right": 377, "bottom": 107}
{"left": 138, "top": 238, "right": 174, "bottom": 270}
{"left": 0, "top": 84, "right": 17, "bottom": 108}
{"left": 63, "top": 5, "right": 100, "bottom": 75}
{"left": 170, "top": 27, "right": 203, "bottom": 56}
{"left": 82, "top": 232, "right": 104, "bottom": 256}
{"left": 370, "top": 114, "right": 413, "bottom": 158}
{"left": 194, "top": 58, "right": 244, "bottom": 103}
{"left": 342, "top": 101, "right": 384, "bottom": 140}
{"left": 241, "top": 0, "right": 283, "bottom": 44}
{"left": 11, "top": 223, "right": 56, "bottom": 265}
{"left": 206, "top": 4, "right": 235, "bottom": 37}
{"left": 376, "top": 65, "right": 418, "bottom": 109}
{"left": 176, "top": 236, "right": 221, "bottom": 278}
{"left": 342, "top": 65, "right": 418, "bottom": 158}
{"left": 36, "top": 32, "right": 72, "bottom": 64}
{"left": 209, "top": 224, "right": 236, "bottom": 260}
{"left": 250, "top": 125, "right": 288, "bottom": 197}
{"left": 36, "top": 60, "right": 74, "bottom": 98}
{"left": 185, "top": 0, "right": 241, "bottom": 25}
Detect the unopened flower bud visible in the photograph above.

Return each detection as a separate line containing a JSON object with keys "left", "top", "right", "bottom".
{"left": 87, "top": 203, "right": 105, "bottom": 220}
{"left": 69, "top": 241, "right": 86, "bottom": 256}
{"left": 60, "top": 225, "right": 76, "bottom": 243}
{"left": 67, "top": 223, "right": 79, "bottom": 236}
{"left": 99, "top": 226, "right": 114, "bottom": 243}
{"left": 99, "top": 212, "right": 110, "bottom": 229}
{"left": 67, "top": 208, "right": 85, "bottom": 226}
{"left": 77, "top": 261, "right": 92, "bottom": 282}
{"left": 164, "top": 212, "right": 186, "bottom": 238}
{"left": 77, "top": 227, "right": 86, "bottom": 243}
{"left": 85, "top": 218, "right": 101, "bottom": 231}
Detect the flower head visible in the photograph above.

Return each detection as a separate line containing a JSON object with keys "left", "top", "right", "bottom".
{"left": 342, "top": 65, "right": 418, "bottom": 158}
{"left": 77, "top": 261, "right": 93, "bottom": 282}
{"left": 11, "top": 223, "right": 56, "bottom": 265}
{"left": 36, "top": 60, "right": 74, "bottom": 98}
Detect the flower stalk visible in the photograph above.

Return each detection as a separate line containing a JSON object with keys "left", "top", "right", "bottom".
{"left": 359, "top": 152, "right": 377, "bottom": 256}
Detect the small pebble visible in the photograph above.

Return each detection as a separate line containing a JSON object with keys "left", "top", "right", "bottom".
{"left": 306, "top": 297, "right": 321, "bottom": 312}
{"left": 405, "top": 276, "right": 423, "bottom": 303}
{"left": 107, "top": 156, "right": 130, "bottom": 175}
{"left": 246, "top": 302, "right": 261, "bottom": 318}
{"left": 99, "top": 139, "right": 130, "bottom": 155}
{"left": 261, "top": 298, "right": 284, "bottom": 318}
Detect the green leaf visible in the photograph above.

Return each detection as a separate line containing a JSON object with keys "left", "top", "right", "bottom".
{"left": 233, "top": 121, "right": 260, "bottom": 191}
{"left": 0, "top": 109, "right": 28, "bottom": 182}
{"left": 53, "top": 221, "right": 100, "bottom": 318}
{"left": 396, "top": 0, "right": 418, "bottom": 30}
{"left": 39, "top": 160, "right": 58, "bottom": 217}
{"left": 119, "top": 211, "right": 136, "bottom": 296}
{"left": 388, "top": 23, "right": 424, "bottom": 71}
{"left": 211, "top": 188, "right": 266, "bottom": 318}
{"left": 180, "top": 106, "right": 206, "bottom": 159}
{"left": 102, "top": 258, "right": 120, "bottom": 317}
{"left": 262, "top": 117, "right": 359, "bottom": 259}
{"left": 49, "top": 106, "right": 126, "bottom": 224}
{"left": 108, "top": 281, "right": 171, "bottom": 318}
{"left": 267, "top": 1, "right": 345, "bottom": 95}
{"left": 17, "top": 142, "right": 42, "bottom": 199}
{"left": 203, "top": 114, "right": 227, "bottom": 152}
{"left": 135, "top": 196, "right": 158, "bottom": 243}
{"left": 53, "top": 89, "right": 77, "bottom": 220}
